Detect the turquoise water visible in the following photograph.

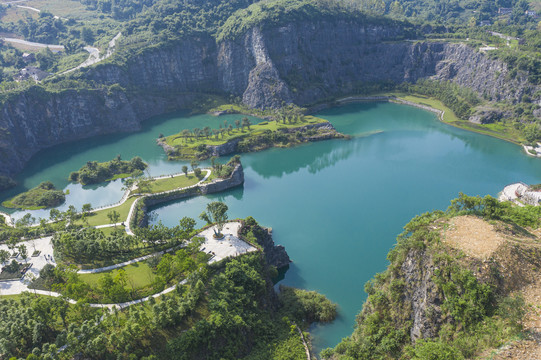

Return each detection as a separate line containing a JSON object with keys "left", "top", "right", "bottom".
{"left": 3, "top": 102, "right": 541, "bottom": 351}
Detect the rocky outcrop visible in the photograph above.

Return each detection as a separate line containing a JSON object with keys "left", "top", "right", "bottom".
{"left": 199, "top": 163, "right": 244, "bottom": 194}
{"left": 469, "top": 106, "right": 509, "bottom": 124}
{"left": 208, "top": 138, "right": 243, "bottom": 157}
{"left": 1, "top": 18, "right": 539, "bottom": 176}
{"left": 239, "top": 216, "right": 291, "bottom": 269}
{"left": 401, "top": 249, "right": 443, "bottom": 341}
{"left": 258, "top": 227, "right": 290, "bottom": 269}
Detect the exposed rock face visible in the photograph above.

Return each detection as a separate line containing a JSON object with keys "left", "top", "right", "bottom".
{"left": 469, "top": 107, "right": 508, "bottom": 124}
{"left": 401, "top": 249, "right": 443, "bottom": 341}
{"left": 208, "top": 138, "right": 243, "bottom": 157}
{"left": 257, "top": 227, "right": 290, "bottom": 269}
{"left": 239, "top": 217, "right": 291, "bottom": 269}
{"left": 1, "top": 19, "right": 539, "bottom": 176}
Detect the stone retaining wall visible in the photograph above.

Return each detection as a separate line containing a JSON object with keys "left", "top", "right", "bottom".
{"left": 131, "top": 164, "right": 244, "bottom": 228}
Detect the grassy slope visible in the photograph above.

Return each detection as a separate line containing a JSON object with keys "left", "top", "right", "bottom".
{"left": 74, "top": 196, "right": 138, "bottom": 226}
{"left": 79, "top": 261, "right": 156, "bottom": 289}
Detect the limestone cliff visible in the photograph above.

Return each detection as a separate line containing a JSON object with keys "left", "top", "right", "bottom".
{"left": 0, "top": 18, "right": 538, "bottom": 177}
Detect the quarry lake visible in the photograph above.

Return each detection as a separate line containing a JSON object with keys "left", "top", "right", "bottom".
{"left": 3, "top": 102, "right": 541, "bottom": 351}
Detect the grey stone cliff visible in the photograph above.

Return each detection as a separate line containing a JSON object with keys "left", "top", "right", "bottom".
{"left": 0, "top": 19, "right": 538, "bottom": 176}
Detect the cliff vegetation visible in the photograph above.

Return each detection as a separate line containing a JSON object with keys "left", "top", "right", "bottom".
{"left": 324, "top": 193, "right": 541, "bottom": 359}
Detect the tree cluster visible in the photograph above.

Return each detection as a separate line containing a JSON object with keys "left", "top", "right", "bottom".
{"left": 69, "top": 156, "right": 147, "bottom": 185}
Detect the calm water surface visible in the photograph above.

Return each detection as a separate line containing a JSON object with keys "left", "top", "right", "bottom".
{"left": 3, "top": 102, "right": 541, "bottom": 351}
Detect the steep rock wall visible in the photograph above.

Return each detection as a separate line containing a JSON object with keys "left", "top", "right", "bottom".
{"left": 0, "top": 19, "right": 538, "bottom": 177}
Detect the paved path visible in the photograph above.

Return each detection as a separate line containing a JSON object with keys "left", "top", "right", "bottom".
{"left": 1, "top": 37, "right": 64, "bottom": 51}
{"left": 28, "top": 279, "right": 186, "bottom": 309}
{"left": 15, "top": 4, "right": 65, "bottom": 19}
{"left": 499, "top": 182, "right": 528, "bottom": 207}
{"left": 59, "top": 32, "right": 121, "bottom": 75}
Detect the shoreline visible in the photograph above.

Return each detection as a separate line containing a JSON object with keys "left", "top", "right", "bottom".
{"left": 316, "top": 93, "right": 531, "bottom": 155}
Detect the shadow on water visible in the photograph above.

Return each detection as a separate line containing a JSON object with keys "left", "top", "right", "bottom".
{"left": 245, "top": 136, "right": 375, "bottom": 179}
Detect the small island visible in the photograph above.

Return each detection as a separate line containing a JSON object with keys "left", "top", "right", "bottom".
{"left": 1, "top": 181, "right": 65, "bottom": 210}
{"left": 158, "top": 115, "right": 346, "bottom": 160}
{"left": 69, "top": 156, "right": 148, "bottom": 185}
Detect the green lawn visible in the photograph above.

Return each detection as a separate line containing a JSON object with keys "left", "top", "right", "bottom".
{"left": 74, "top": 196, "right": 138, "bottom": 227}
{"left": 98, "top": 225, "right": 126, "bottom": 237}
{"left": 79, "top": 261, "right": 156, "bottom": 290}
{"left": 135, "top": 173, "right": 201, "bottom": 194}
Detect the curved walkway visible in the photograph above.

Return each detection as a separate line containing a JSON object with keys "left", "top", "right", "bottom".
{"left": 0, "top": 221, "right": 255, "bottom": 310}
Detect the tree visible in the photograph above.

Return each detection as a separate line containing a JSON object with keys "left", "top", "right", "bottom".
{"left": 203, "top": 126, "right": 211, "bottom": 139}
{"left": 82, "top": 203, "right": 92, "bottom": 215}
{"left": 182, "top": 165, "right": 188, "bottom": 177}
{"left": 36, "top": 47, "right": 55, "bottom": 71}
{"left": 107, "top": 210, "right": 121, "bottom": 226}
{"left": 199, "top": 202, "right": 229, "bottom": 238}
{"left": 0, "top": 249, "right": 9, "bottom": 265}
{"left": 81, "top": 27, "right": 94, "bottom": 44}
{"left": 182, "top": 129, "right": 191, "bottom": 143}
{"left": 18, "top": 244, "right": 28, "bottom": 263}
{"left": 190, "top": 160, "right": 199, "bottom": 171}
{"left": 194, "top": 168, "right": 202, "bottom": 179}
{"left": 235, "top": 119, "right": 241, "bottom": 131}
{"left": 179, "top": 217, "right": 196, "bottom": 237}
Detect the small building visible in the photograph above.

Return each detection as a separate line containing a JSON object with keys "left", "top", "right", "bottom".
{"left": 15, "top": 67, "right": 51, "bottom": 82}
{"left": 498, "top": 7, "right": 513, "bottom": 15}
{"left": 525, "top": 10, "right": 537, "bottom": 17}
{"left": 22, "top": 53, "right": 35, "bottom": 63}
{"left": 480, "top": 20, "right": 491, "bottom": 26}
